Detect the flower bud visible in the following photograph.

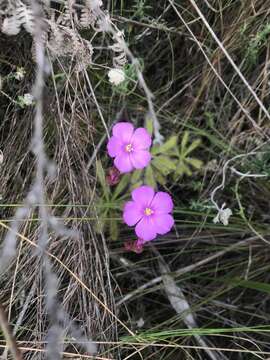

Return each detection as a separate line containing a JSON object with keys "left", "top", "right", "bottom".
{"left": 106, "top": 166, "right": 121, "bottom": 186}
{"left": 124, "top": 239, "right": 144, "bottom": 253}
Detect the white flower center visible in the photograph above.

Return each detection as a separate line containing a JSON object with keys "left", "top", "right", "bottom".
{"left": 125, "top": 143, "right": 133, "bottom": 153}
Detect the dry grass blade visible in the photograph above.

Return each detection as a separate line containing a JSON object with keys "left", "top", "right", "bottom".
{"left": 167, "top": 0, "right": 264, "bottom": 135}
{"left": 0, "top": 219, "right": 135, "bottom": 338}
{"left": 157, "top": 249, "right": 222, "bottom": 360}
{"left": 0, "top": 304, "right": 22, "bottom": 360}
{"left": 188, "top": 0, "right": 270, "bottom": 123}
{"left": 1, "top": 0, "right": 270, "bottom": 358}
{"left": 117, "top": 236, "right": 258, "bottom": 306}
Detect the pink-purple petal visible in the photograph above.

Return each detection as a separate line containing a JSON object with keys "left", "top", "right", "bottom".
{"left": 114, "top": 153, "right": 133, "bottom": 173}
{"left": 107, "top": 136, "right": 123, "bottom": 158}
{"left": 123, "top": 201, "right": 143, "bottom": 226}
{"left": 135, "top": 217, "right": 157, "bottom": 241}
{"left": 151, "top": 192, "right": 174, "bottom": 214}
{"left": 130, "top": 150, "right": 151, "bottom": 169}
{"left": 132, "top": 128, "right": 152, "bottom": 150}
{"left": 112, "top": 122, "right": 134, "bottom": 142}
{"left": 154, "top": 214, "right": 174, "bottom": 235}
{"left": 131, "top": 185, "right": 155, "bottom": 206}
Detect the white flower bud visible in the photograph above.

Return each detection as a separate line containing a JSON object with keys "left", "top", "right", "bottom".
{"left": 14, "top": 67, "right": 26, "bottom": 81}
{"left": 22, "top": 93, "right": 34, "bottom": 106}
{"left": 108, "top": 68, "right": 125, "bottom": 86}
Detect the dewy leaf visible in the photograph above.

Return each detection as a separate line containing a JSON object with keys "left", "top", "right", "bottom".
{"left": 96, "top": 160, "right": 110, "bottom": 199}
{"left": 152, "top": 135, "right": 178, "bottom": 155}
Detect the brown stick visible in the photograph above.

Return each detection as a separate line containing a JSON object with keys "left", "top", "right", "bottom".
{"left": 0, "top": 303, "right": 22, "bottom": 360}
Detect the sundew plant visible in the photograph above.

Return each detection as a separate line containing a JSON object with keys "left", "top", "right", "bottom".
{"left": 0, "top": 0, "right": 270, "bottom": 359}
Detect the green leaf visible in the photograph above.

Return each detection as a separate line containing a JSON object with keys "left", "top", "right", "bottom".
{"left": 145, "top": 165, "right": 157, "bottom": 188}
{"left": 239, "top": 279, "right": 270, "bottom": 293}
{"left": 110, "top": 214, "right": 119, "bottom": 241}
{"left": 152, "top": 135, "right": 178, "bottom": 155}
{"left": 186, "top": 157, "right": 203, "bottom": 169}
{"left": 183, "top": 165, "right": 192, "bottom": 176}
{"left": 225, "top": 278, "right": 270, "bottom": 294}
{"left": 151, "top": 144, "right": 161, "bottom": 155}
{"left": 205, "top": 111, "right": 215, "bottom": 128}
{"left": 152, "top": 155, "right": 176, "bottom": 175}
{"left": 145, "top": 115, "right": 153, "bottom": 136}
{"left": 181, "top": 131, "right": 190, "bottom": 153}
{"left": 95, "top": 208, "right": 108, "bottom": 234}
{"left": 174, "top": 162, "right": 192, "bottom": 178}
{"left": 131, "top": 180, "right": 143, "bottom": 190}
{"left": 183, "top": 139, "right": 201, "bottom": 156}
{"left": 155, "top": 171, "right": 166, "bottom": 186}
{"left": 96, "top": 160, "right": 110, "bottom": 199}
{"left": 112, "top": 174, "right": 130, "bottom": 200}
{"left": 131, "top": 169, "right": 143, "bottom": 184}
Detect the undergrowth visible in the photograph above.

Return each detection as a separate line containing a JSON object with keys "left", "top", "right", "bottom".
{"left": 1, "top": 0, "right": 270, "bottom": 359}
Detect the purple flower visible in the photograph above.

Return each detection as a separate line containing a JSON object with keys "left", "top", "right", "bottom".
{"left": 123, "top": 185, "right": 174, "bottom": 242}
{"left": 107, "top": 122, "right": 152, "bottom": 173}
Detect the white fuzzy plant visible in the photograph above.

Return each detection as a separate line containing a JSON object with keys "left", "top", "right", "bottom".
{"left": 0, "top": 0, "right": 126, "bottom": 74}
{"left": 0, "top": 1, "right": 99, "bottom": 358}
{"left": 0, "top": 0, "right": 163, "bottom": 143}
{"left": 2, "top": 0, "right": 34, "bottom": 35}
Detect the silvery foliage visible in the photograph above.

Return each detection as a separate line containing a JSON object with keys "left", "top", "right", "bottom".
{"left": 0, "top": 0, "right": 127, "bottom": 73}
{"left": 0, "top": 0, "right": 99, "bottom": 357}
{"left": 0, "top": 0, "right": 163, "bottom": 143}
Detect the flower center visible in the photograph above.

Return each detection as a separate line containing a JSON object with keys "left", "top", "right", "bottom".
{"left": 125, "top": 143, "right": 133, "bottom": 153}
{"left": 144, "top": 207, "right": 154, "bottom": 216}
